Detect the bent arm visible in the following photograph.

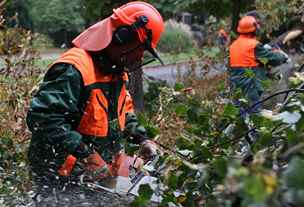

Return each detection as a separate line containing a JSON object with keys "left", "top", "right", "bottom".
{"left": 255, "top": 43, "right": 287, "bottom": 66}
{"left": 27, "top": 63, "right": 84, "bottom": 154}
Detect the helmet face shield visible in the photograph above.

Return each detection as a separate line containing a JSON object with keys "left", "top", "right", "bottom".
{"left": 119, "top": 39, "right": 163, "bottom": 73}
{"left": 112, "top": 2, "right": 165, "bottom": 67}
{"left": 109, "top": 25, "right": 163, "bottom": 73}
{"left": 142, "top": 28, "right": 164, "bottom": 65}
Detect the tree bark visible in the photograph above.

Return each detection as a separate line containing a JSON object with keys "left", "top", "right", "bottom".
{"left": 128, "top": 68, "right": 144, "bottom": 112}
{"left": 231, "top": 0, "right": 242, "bottom": 33}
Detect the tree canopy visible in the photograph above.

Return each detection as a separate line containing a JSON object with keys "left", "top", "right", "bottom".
{"left": 28, "top": 0, "right": 85, "bottom": 34}
{"left": 4, "top": 0, "right": 304, "bottom": 47}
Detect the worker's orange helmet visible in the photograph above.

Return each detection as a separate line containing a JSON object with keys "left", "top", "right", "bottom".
{"left": 112, "top": 1, "right": 164, "bottom": 49}
{"left": 237, "top": 16, "right": 258, "bottom": 34}
{"left": 73, "top": 1, "right": 164, "bottom": 51}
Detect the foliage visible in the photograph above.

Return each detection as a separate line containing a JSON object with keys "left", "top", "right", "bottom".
{"left": 255, "top": 0, "right": 304, "bottom": 35}
{"left": 31, "top": 33, "right": 55, "bottom": 49}
{"left": 0, "top": 3, "right": 40, "bottom": 206}
{"left": 131, "top": 184, "right": 154, "bottom": 207}
{"left": 143, "top": 78, "right": 168, "bottom": 117}
{"left": 27, "top": 0, "right": 85, "bottom": 34}
{"left": 4, "top": 0, "right": 32, "bottom": 29}
{"left": 136, "top": 45, "right": 304, "bottom": 207}
{"left": 136, "top": 70, "right": 304, "bottom": 206}
{"left": 80, "top": 0, "right": 129, "bottom": 25}
{"left": 158, "top": 20, "right": 195, "bottom": 54}
{"left": 3, "top": 0, "right": 257, "bottom": 48}
{"left": 150, "top": 0, "right": 253, "bottom": 19}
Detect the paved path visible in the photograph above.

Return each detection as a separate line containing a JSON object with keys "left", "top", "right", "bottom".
{"left": 143, "top": 60, "right": 227, "bottom": 86}
{"left": 39, "top": 50, "right": 227, "bottom": 85}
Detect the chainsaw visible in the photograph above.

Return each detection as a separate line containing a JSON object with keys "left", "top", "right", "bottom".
{"left": 79, "top": 152, "right": 162, "bottom": 203}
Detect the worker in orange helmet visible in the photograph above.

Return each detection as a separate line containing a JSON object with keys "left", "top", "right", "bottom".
{"left": 229, "top": 15, "right": 288, "bottom": 111}
{"left": 27, "top": 1, "right": 164, "bottom": 192}
{"left": 218, "top": 28, "right": 229, "bottom": 46}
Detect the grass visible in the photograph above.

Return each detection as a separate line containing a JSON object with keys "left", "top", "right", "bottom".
{"left": 144, "top": 49, "right": 200, "bottom": 67}
{"left": 29, "top": 48, "right": 201, "bottom": 69}
{"left": 34, "top": 58, "right": 54, "bottom": 69}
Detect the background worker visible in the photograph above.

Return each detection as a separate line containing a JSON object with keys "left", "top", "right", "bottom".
{"left": 229, "top": 15, "right": 288, "bottom": 111}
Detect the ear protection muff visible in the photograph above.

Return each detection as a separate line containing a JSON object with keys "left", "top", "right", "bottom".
{"left": 112, "top": 15, "right": 149, "bottom": 45}
{"left": 112, "top": 26, "right": 137, "bottom": 45}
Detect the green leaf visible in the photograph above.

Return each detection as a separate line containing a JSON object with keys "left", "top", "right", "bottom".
{"left": 223, "top": 103, "right": 239, "bottom": 119}
{"left": 213, "top": 157, "right": 227, "bottom": 179}
{"left": 203, "top": 46, "right": 220, "bottom": 59}
{"left": 137, "top": 113, "right": 149, "bottom": 126}
{"left": 192, "top": 146, "right": 213, "bottom": 162}
{"left": 283, "top": 157, "right": 304, "bottom": 189}
{"left": 131, "top": 184, "right": 153, "bottom": 207}
{"left": 176, "top": 137, "right": 194, "bottom": 150}
{"left": 286, "top": 128, "right": 300, "bottom": 146}
{"left": 296, "top": 116, "right": 304, "bottom": 132}
{"left": 184, "top": 191, "right": 196, "bottom": 207}
{"left": 217, "top": 80, "right": 226, "bottom": 92}
{"left": 138, "top": 184, "right": 154, "bottom": 200}
{"left": 174, "top": 82, "right": 185, "bottom": 91}
{"left": 244, "top": 175, "right": 268, "bottom": 202}
{"left": 175, "top": 104, "right": 188, "bottom": 117}
{"left": 251, "top": 114, "right": 276, "bottom": 128}
{"left": 124, "top": 143, "right": 140, "bottom": 157}
{"left": 145, "top": 125, "right": 160, "bottom": 138}
{"left": 160, "top": 192, "right": 176, "bottom": 206}
{"left": 244, "top": 69, "right": 255, "bottom": 78}
{"left": 253, "top": 129, "right": 272, "bottom": 152}
{"left": 200, "top": 146, "right": 213, "bottom": 160}
{"left": 168, "top": 173, "right": 179, "bottom": 190}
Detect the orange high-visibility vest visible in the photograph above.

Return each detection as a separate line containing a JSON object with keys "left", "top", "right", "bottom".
{"left": 229, "top": 35, "right": 259, "bottom": 68}
{"left": 51, "top": 47, "right": 134, "bottom": 137}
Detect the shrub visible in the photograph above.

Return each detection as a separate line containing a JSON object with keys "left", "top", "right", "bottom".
{"left": 0, "top": 4, "right": 40, "bottom": 206}
{"left": 32, "top": 33, "right": 54, "bottom": 49}
{"left": 158, "top": 19, "right": 195, "bottom": 54}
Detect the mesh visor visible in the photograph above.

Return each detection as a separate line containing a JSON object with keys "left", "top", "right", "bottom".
{"left": 143, "top": 28, "right": 164, "bottom": 65}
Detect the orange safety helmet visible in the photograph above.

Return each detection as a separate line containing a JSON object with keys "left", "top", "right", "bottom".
{"left": 72, "top": 1, "right": 164, "bottom": 51}
{"left": 237, "top": 16, "right": 258, "bottom": 34}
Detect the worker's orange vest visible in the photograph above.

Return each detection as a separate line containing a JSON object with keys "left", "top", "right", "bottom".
{"left": 229, "top": 35, "right": 259, "bottom": 68}
{"left": 51, "top": 47, "right": 134, "bottom": 137}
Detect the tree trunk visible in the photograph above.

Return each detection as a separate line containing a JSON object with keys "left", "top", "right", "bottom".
{"left": 128, "top": 68, "right": 144, "bottom": 112}
{"left": 231, "top": 0, "right": 242, "bottom": 33}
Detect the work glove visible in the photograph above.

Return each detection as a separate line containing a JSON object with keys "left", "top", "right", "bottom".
{"left": 264, "top": 43, "right": 291, "bottom": 63}
{"left": 72, "top": 143, "right": 111, "bottom": 180}
{"left": 58, "top": 142, "right": 92, "bottom": 177}
{"left": 138, "top": 140, "right": 159, "bottom": 161}
{"left": 81, "top": 151, "right": 111, "bottom": 180}
{"left": 124, "top": 112, "right": 147, "bottom": 144}
{"left": 72, "top": 142, "right": 92, "bottom": 159}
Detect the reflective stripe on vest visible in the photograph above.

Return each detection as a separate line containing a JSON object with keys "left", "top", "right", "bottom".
{"left": 50, "top": 47, "right": 131, "bottom": 137}
{"left": 229, "top": 35, "right": 259, "bottom": 68}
